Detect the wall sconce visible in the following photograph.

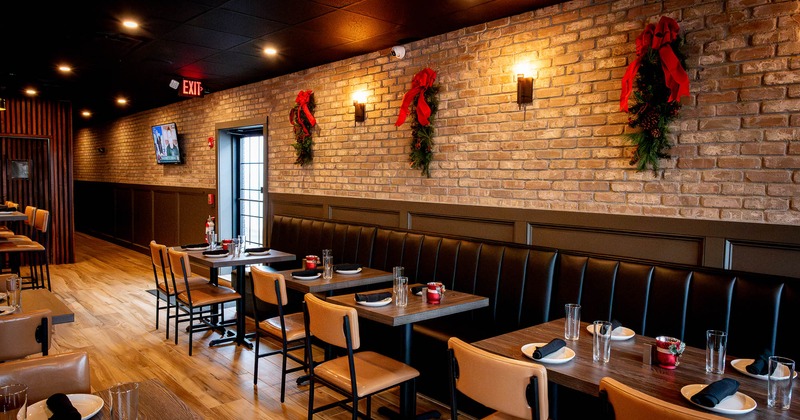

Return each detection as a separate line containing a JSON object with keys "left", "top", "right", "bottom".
{"left": 353, "top": 91, "right": 367, "bottom": 125}
{"left": 0, "top": 98, "right": 6, "bottom": 111}
{"left": 517, "top": 74, "right": 533, "bottom": 109}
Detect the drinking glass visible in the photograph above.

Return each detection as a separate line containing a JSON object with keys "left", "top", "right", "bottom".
{"left": 394, "top": 276, "right": 408, "bottom": 307}
{"left": 322, "top": 249, "right": 333, "bottom": 280}
{"left": 705, "top": 330, "right": 727, "bottom": 374}
{"left": 237, "top": 234, "right": 246, "bottom": 255}
{"left": 0, "top": 384, "right": 27, "bottom": 420}
{"left": 564, "top": 303, "right": 581, "bottom": 340}
{"left": 110, "top": 382, "right": 139, "bottom": 420}
{"left": 768, "top": 356, "right": 795, "bottom": 409}
{"left": 393, "top": 266, "right": 404, "bottom": 295}
{"left": 4, "top": 275, "right": 21, "bottom": 309}
{"left": 592, "top": 320, "right": 612, "bottom": 363}
{"left": 208, "top": 233, "right": 218, "bottom": 250}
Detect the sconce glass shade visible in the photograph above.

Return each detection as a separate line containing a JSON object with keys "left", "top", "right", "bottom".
{"left": 354, "top": 101, "right": 366, "bottom": 122}
{"left": 517, "top": 75, "right": 533, "bottom": 108}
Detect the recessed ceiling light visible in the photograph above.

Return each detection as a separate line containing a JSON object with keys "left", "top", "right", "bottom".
{"left": 116, "top": 97, "right": 128, "bottom": 105}
{"left": 122, "top": 20, "right": 138, "bottom": 29}
{"left": 24, "top": 88, "right": 38, "bottom": 96}
{"left": 58, "top": 65, "right": 72, "bottom": 73}
{"left": 81, "top": 110, "right": 92, "bottom": 117}
{"left": 263, "top": 47, "right": 277, "bottom": 56}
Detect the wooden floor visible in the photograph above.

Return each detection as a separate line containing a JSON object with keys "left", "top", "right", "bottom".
{"left": 46, "top": 233, "right": 457, "bottom": 419}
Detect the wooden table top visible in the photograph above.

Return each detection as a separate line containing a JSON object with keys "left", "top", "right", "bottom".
{"left": 92, "top": 378, "right": 202, "bottom": 419}
{"left": 280, "top": 266, "right": 394, "bottom": 294}
{"left": 472, "top": 319, "right": 800, "bottom": 419}
{"left": 184, "top": 248, "right": 295, "bottom": 269}
{"left": 0, "top": 211, "right": 27, "bottom": 222}
{"left": 17, "top": 289, "right": 75, "bottom": 324}
{"left": 327, "top": 285, "right": 489, "bottom": 327}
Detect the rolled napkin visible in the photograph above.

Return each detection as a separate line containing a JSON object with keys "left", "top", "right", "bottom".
{"left": 746, "top": 348, "right": 773, "bottom": 375}
{"left": 334, "top": 263, "right": 362, "bottom": 271}
{"left": 182, "top": 243, "right": 208, "bottom": 249}
{"left": 601, "top": 319, "right": 623, "bottom": 334}
{"left": 292, "top": 269, "right": 322, "bottom": 277}
{"left": 690, "top": 378, "right": 739, "bottom": 407}
{"left": 245, "top": 247, "right": 269, "bottom": 253}
{"left": 533, "top": 338, "right": 567, "bottom": 359}
{"left": 355, "top": 291, "right": 392, "bottom": 302}
{"left": 46, "top": 393, "right": 82, "bottom": 420}
{"left": 202, "top": 249, "right": 228, "bottom": 256}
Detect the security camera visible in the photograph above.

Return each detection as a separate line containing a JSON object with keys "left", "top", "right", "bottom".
{"left": 390, "top": 46, "right": 406, "bottom": 59}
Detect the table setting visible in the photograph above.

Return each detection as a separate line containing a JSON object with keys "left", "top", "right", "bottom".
{"left": 354, "top": 291, "right": 392, "bottom": 307}
{"left": 26, "top": 392, "right": 104, "bottom": 420}
{"left": 520, "top": 339, "right": 575, "bottom": 364}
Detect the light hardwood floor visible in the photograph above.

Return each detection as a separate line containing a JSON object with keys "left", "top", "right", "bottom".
{"left": 45, "top": 233, "right": 456, "bottom": 419}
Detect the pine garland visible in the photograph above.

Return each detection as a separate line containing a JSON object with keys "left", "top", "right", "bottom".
{"left": 408, "top": 85, "right": 439, "bottom": 178}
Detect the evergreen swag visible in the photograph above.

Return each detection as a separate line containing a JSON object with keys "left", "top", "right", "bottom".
{"left": 621, "top": 17, "right": 690, "bottom": 173}
{"left": 289, "top": 90, "right": 316, "bottom": 166}
{"left": 395, "top": 67, "right": 439, "bottom": 178}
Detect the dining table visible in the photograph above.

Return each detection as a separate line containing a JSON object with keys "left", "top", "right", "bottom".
{"left": 90, "top": 378, "right": 202, "bottom": 419}
{"left": 184, "top": 248, "right": 295, "bottom": 348}
{"left": 1, "top": 289, "right": 75, "bottom": 324}
{"left": 327, "top": 285, "right": 489, "bottom": 419}
{"left": 0, "top": 211, "right": 27, "bottom": 222}
{"left": 279, "top": 266, "right": 394, "bottom": 295}
{"left": 471, "top": 319, "right": 800, "bottom": 419}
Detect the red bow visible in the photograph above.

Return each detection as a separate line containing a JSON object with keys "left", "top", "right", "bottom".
{"left": 620, "top": 17, "right": 689, "bottom": 112}
{"left": 395, "top": 68, "right": 437, "bottom": 127}
{"left": 289, "top": 90, "right": 316, "bottom": 137}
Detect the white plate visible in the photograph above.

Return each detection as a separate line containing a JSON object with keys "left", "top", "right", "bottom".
{"left": 681, "top": 384, "right": 757, "bottom": 415}
{"left": 336, "top": 268, "right": 362, "bottom": 275}
{"left": 184, "top": 245, "right": 209, "bottom": 251}
{"left": 731, "top": 358, "right": 798, "bottom": 380}
{"left": 585, "top": 324, "right": 635, "bottom": 341}
{"left": 356, "top": 297, "right": 392, "bottom": 307}
{"left": 27, "top": 394, "right": 105, "bottom": 420}
{"left": 292, "top": 273, "right": 321, "bottom": 280}
{"left": 203, "top": 252, "right": 229, "bottom": 258}
{"left": 247, "top": 250, "right": 271, "bottom": 256}
{"left": 521, "top": 343, "right": 576, "bottom": 364}
{"left": 0, "top": 305, "right": 16, "bottom": 316}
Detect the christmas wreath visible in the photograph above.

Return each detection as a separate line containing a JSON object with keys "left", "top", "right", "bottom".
{"left": 396, "top": 67, "right": 439, "bottom": 178}
{"left": 620, "top": 16, "right": 690, "bottom": 173}
{"left": 289, "top": 90, "right": 316, "bottom": 166}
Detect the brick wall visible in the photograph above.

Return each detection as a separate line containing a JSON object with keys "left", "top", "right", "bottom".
{"left": 74, "top": 0, "right": 800, "bottom": 225}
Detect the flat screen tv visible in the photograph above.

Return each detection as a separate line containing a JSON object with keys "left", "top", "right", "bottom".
{"left": 152, "top": 122, "right": 182, "bottom": 164}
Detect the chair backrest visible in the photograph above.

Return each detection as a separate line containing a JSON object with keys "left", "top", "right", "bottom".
{"left": 149, "top": 241, "right": 171, "bottom": 293}
{"left": 34, "top": 208, "right": 50, "bottom": 234}
{"left": 304, "top": 293, "right": 360, "bottom": 350}
{"left": 251, "top": 266, "right": 288, "bottom": 307}
{"left": 167, "top": 247, "right": 194, "bottom": 279}
{"left": 24, "top": 206, "right": 37, "bottom": 226}
{"left": 0, "top": 309, "right": 52, "bottom": 361}
{"left": 0, "top": 351, "right": 91, "bottom": 404}
{"left": 448, "top": 337, "right": 548, "bottom": 420}
{"left": 599, "top": 377, "right": 728, "bottom": 420}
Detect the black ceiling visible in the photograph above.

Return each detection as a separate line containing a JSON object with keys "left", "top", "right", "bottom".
{"left": 1, "top": 0, "right": 560, "bottom": 124}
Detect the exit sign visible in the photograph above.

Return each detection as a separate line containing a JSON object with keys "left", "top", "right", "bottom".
{"left": 179, "top": 79, "right": 204, "bottom": 97}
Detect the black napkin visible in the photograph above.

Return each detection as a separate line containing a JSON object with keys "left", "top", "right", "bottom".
{"left": 335, "top": 263, "right": 362, "bottom": 271}
{"left": 411, "top": 286, "right": 425, "bottom": 295}
{"left": 746, "top": 348, "right": 774, "bottom": 375}
{"left": 292, "top": 269, "right": 322, "bottom": 277}
{"left": 182, "top": 243, "right": 208, "bottom": 249}
{"left": 245, "top": 247, "right": 269, "bottom": 253}
{"left": 533, "top": 338, "right": 566, "bottom": 359}
{"left": 202, "top": 249, "right": 228, "bottom": 256}
{"left": 355, "top": 291, "right": 392, "bottom": 302}
{"left": 690, "top": 378, "right": 739, "bottom": 407}
{"left": 601, "top": 319, "right": 623, "bottom": 334}
{"left": 46, "top": 393, "right": 81, "bottom": 420}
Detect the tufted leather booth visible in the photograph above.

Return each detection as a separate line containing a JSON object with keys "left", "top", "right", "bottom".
{"left": 270, "top": 215, "right": 800, "bottom": 408}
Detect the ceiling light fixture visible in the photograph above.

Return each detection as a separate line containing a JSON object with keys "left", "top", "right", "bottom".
{"left": 58, "top": 65, "right": 72, "bottom": 73}
{"left": 122, "top": 20, "right": 138, "bottom": 29}
{"left": 116, "top": 97, "right": 128, "bottom": 105}
{"left": 81, "top": 110, "right": 92, "bottom": 117}
{"left": 263, "top": 47, "right": 277, "bottom": 56}
{"left": 24, "top": 89, "right": 37, "bottom": 96}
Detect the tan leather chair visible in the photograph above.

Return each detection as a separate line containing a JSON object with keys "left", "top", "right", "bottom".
{"left": 3, "top": 206, "right": 37, "bottom": 240}
{"left": 167, "top": 247, "right": 242, "bottom": 355}
{"left": 0, "top": 351, "right": 91, "bottom": 404}
{"left": 303, "top": 293, "right": 419, "bottom": 419}
{"left": 250, "top": 266, "right": 307, "bottom": 402}
{"left": 599, "top": 377, "right": 728, "bottom": 420}
{"left": 2, "top": 209, "right": 50, "bottom": 290}
{"left": 149, "top": 241, "right": 207, "bottom": 339}
{"left": 0, "top": 309, "right": 52, "bottom": 361}
{"left": 448, "top": 337, "right": 548, "bottom": 420}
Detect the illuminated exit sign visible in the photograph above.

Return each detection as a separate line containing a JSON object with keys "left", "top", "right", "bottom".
{"left": 180, "top": 79, "right": 204, "bottom": 97}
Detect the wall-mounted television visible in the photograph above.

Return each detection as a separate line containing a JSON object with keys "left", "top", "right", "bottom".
{"left": 152, "top": 122, "right": 182, "bottom": 164}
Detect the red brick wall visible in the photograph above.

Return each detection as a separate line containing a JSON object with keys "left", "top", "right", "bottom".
{"left": 74, "top": 0, "right": 800, "bottom": 225}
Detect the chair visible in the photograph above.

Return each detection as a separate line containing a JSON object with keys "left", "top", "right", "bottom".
{"left": 447, "top": 337, "right": 549, "bottom": 420}
{"left": 250, "top": 266, "right": 307, "bottom": 402}
{"left": 167, "top": 247, "right": 242, "bottom": 355}
{"left": 2, "top": 209, "right": 50, "bottom": 290}
{"left": 2, "top": 206, "right": 37, "bottom": 240}
{"left": 0, "top": 309, "right": 52, "bottom": 361}
{"left": 149, "top": 240, "right": 208, "bottom": 338}
{"left": 0, "top": 351, "right": 91, "bottom": 404}
{"left": 599, "top": 377, "right": 728, "bottom": 420}
{"left": 303, "top": 292, "right": 419, "bottom": 420}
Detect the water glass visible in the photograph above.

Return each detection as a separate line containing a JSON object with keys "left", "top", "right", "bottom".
{"left": 564, "top": 303, "right": 581, "bottom": 340}
{"left": 768, "top": 356, "right": 795, "bottom": 409}
{"left": 0, "top": 384, "right": 27, "bottom": 420}
{"left": 322, "top": 249, "right": 333, "bottom": 280}
{"left": 705, "top": 330, "right": 727, "bottom": 374}
{"left": 237, "top": 235, "right": 246, "bottom": 255}
{"left": 110, "top": 382, "right": 139, "bottom": 420}
{"left": 4, "top": 275, "right": 21, "bottom": 309}
{"left": 592, "top": 320, "right": 612, "bottom": 363}
{"left": 394, "top": 276, "right": 408, "bottom": 307}
{"left": 393, "top": 266, "right": 404, "bottom": 294}
{"left": 208, "top": 233, "right": 218, "bottom": 250}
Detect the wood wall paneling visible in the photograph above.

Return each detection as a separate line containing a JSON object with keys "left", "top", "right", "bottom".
{"left": 114, "top": 187, "right": 133, "bottom": 242}
{"left": 153, "top": 191, "right": 179, "bottom": 247}
{"left": 726, "top": 241, "right": 800, "bottom": 278}
{"left": 329, "top": 206, "right": 400, "bottom": 228}
{"left": 410, "top": 213, "right": 516, "bottom": 243}
{"left": 178, "top": 191, "right": 214, "bottom": 246}
{"left": 132, "top": 189, "right": 154, "bottom": 248}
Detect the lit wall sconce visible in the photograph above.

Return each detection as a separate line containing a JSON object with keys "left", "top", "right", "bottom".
{"left": 517, "top": 74, "right": 533, "bottom": 109}
{"left": 353, "top": 91, "right": 367, "bottom": 125}
{"left": 0, "top": 98, "right": 6, "bottom": 111}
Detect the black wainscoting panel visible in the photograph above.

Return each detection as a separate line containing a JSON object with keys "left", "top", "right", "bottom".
{"left": 114, "top": 186, "right": 133, "bottom": 242}
{"left": 132, "top": 189, "right": 154, "bottom": 248}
